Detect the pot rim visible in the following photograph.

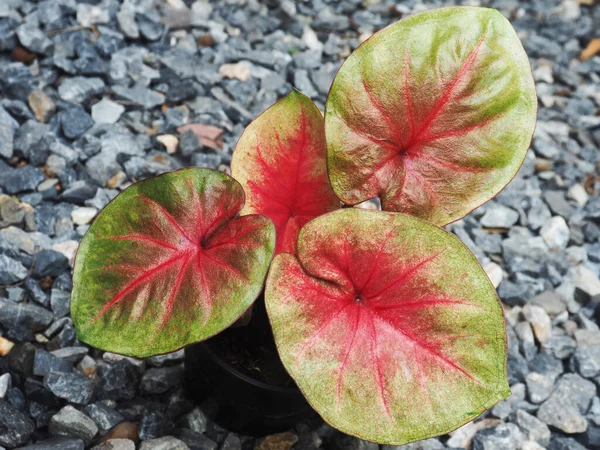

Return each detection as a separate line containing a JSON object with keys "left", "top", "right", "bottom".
{"left": 194, "top": 342, "right": 302, "bottom": 395}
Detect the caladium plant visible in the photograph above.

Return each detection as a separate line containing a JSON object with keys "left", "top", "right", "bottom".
{"left": 71, "top": 5, "right": 536, "bottom": 446}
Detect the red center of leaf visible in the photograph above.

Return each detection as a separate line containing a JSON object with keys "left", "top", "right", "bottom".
{"left": 91, "top": 189, "right": 253, "bottom": 331}
{"left": 294, "top": 240, "right": 484, "bottom": 415}
{"left": 353, "top": 294, "right": 366, "bottom": 304}
{"left": 347, "top": 34, "right": 491, "bottom": 193}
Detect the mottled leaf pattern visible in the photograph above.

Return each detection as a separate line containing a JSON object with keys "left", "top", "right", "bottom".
{"left": 326, "top": 7, "right": 537, "bottom": 225}
{"left": 232, "top": 89, "right": 339, "bottom": 254}
{"left": 72, "top": 168, "right": 275, "bottom": 357}
{"left": 266, "top": 209, "right": 508, "bottom": 445}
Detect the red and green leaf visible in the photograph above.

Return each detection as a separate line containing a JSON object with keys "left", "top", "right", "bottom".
{"left": 232, "top": 89, "right": 339, "bottom": 254}
{"left": 71, "top": 168, "right": 275, "bottom": 358}
{"left": 325, "top": 6, "right": 537, "bottom": 225}
{"left": 265, "top": 209, "right": 508, "bottom": 445}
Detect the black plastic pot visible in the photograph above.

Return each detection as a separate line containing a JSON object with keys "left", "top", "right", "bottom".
{"left": 184, "top": 342, "right": 314, "bottom": 435}
{"left": 183, "top": 298, "right": 315, "bottom": 435}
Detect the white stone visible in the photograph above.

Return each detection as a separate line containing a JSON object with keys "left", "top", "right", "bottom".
{"left": 540, "top": 216, "right": 570, "bottom": 250}
{"left": 480, "top": 202, "right": 519, "bottom": 228}
{"left": 103, "top": 352, "right": 146, "bottom": 371}
{"left": 554, "top": 0, "right": 580, "bottom": 20}
{"left": 302, "top": 26, "right": 322, "bottom": 52}
{"left": 191, "top": 0, "right": 213, "bottom": 25}
{"left": 0, "top": 373, "right": 11, "bottom": 398}
{"left": 522, "top": 440, "right": 546, "bottom": 450}
{"left": 157, "top": 135, "right": 179, "bottom": 154}
{"left": 533, "top": 65, "right": 553, "bottom": 84}
{"left": 71, "top": 207, "right": 97, "bottom": 226}
{"left": 483, "top": 261, "right": 504, "bottom": 288}
{"left": 447, "top": 418, "right": 503, "bottom": 448}
{"left": 219, "top": 61, "right": 251, "bottom": 81}
{"left": 522, "top": 305, "right": 552, "bottom": 344}
{"left": 77, "top": 4, "right": 110, "bottom": 26}
{"left": 139, "top": 436, "right": 189, "bottom": 450}
{"left": 52, "top": 240, "right": 79, "bottom": 267}
{"left": 92, "top": 98, "right": 125, "bottom": 125}
{"left": 569, "top": 265, "right": 600, "bottom": 298}
{"left": 567, "top": 184, "right": 589, "bottom": 207}
{"left": 117, "top": 7, "right": 139, "bottom": 39}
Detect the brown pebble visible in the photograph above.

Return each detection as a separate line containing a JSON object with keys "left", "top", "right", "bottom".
{"left": 534, "top": 158, "right": 552, "bottom": 172}
{"left": 38, "top": 277, "right": 54, "bottom": 291}
{"left": 103, "top": 422, "right": 139, "bottom": 443}
{"left": 0, "top": 336, "right": 15, "bottom": 357}
{"left": 255, "top": 432, "right": 298, "bottom": 450}
{"left": 11, "top": 47, "right": 36, "bottom": 64}
{"left": 28, "top": 90, "right": 56, "bottom": 123}
{"left": 198, "top": 34, "right": 216, "bottom": 47}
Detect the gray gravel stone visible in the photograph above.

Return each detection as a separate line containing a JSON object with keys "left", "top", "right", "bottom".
{"left": 33, "top": 249, "right": 69, "bottom": 277}
{"left": 83, "top": 403, "right": 124, "bottom": 433}
{"left": 0, "top": 301, "right": 53, "bottom": 332}
{"left": 16, "top": 24, "right": 52, "bottom": 54}
{"left": 92, "top": 99, "right": 125, "bottom": 125}
{"left": 529, "top": 291, "right": 567, "bottom": 317}
{"left": 472, "top": 423, "right": 525, "bottom": 450}
{"left": 44, "top": 372, "right": 95, "bottom": 405}
{"left": 177, "top": 407, "right": 207, "bottom": 434}
{"left": 537, "top": 374, "right": 596, "bottom": 433}
{"left": 0, "top": 164, "right": 45, "bottom": 194}
{"left": 112, "top": 85, "right": 165, "bottom": 109}
{"left": 540, "top": 216, "right": 570, "bottom": 250}
{"left": 0, "top": 400, "right": 35, "bottom": 448}
{"left": 116, "top": 8, "right": 139, "bottom": 39}
{"left": 481, "top": 202, "right": 520, "bottom": 228}
{"left": 0, "top": 254, "right": 28, "bottom": 284}
{"left": 141, "top": 365, "right": 184, "bottom": 394}
{"left": 139, "top": 436, "right": 189, "bottom": 450}
{"left": 569, "top": 265, "right": 600, "bottom": 299}
{"left": 0, "top": 125, "right": 13, "bottom": 158}
{"left": 33, "top": 349, "right": 73, "bottom": 377}
{"left": 573, "top": 329, "right": 600, "bottom": 378}
{"left": 50, "top": 289, "right": 71, "bottom": 318}
{"left": 493, "top": 383, "right": 526, "bottom": 419}
{"left": 98, "top": 360, "right": 140, "bottom": 401}
{"left": 50, "top": 347, "right": 89, "bottom": 363}
{"left": 515, "top": 410, "right": 551, "bottom": 446}
{"left": 18, "top": 436, "right": 85, "bottom": 450}
{"left": 60, "top": 107, "right": 94, "bottom": 140}
{"left": 58, "top": 77, "right": 105, "bottom": 104}
{"left": 49, "top": 405, "right": 98, "bottom": 445}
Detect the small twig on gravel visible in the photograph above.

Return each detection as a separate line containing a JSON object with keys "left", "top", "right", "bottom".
{"left": 48, "top": 25, "right": 100, "bottom": 38}
{"left": 584, "top": 161, "right": 600, "bottom": 195}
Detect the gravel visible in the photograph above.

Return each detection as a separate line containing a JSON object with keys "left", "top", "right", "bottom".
{"left": 49, "top": 406, "right": 98, "bottom": 446}
{"left": 0, "top": 0, "right": 599, "bottom": 448}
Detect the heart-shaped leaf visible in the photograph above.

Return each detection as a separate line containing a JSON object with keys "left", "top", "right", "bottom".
{"left": 325, "top": 6, "right": 537, "bottom": 225}
{"left": 266, "top": 209, "right": 508, "bottom": 445}
{"left": 232, "top": 89, "right": 339, "bottom": 254}
{"left": 72, "top": 168, "right": 275, "bottom": 358}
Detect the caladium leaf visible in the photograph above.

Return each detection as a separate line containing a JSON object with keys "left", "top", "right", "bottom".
{"left": 232, "top": 89, "right": 339, "bottom": 254}
{"left": 266, "top": 209, "right": 508, "bottom": 445}
{"left": 71, "top": 168, "right": 275, "bottom": 358}
{"left": 325, "top": 6, "right": 537, "bottom": 225}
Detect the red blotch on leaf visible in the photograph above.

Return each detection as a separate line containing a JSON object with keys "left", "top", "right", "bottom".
{"left": 232, "top": 89, "right": 339, "bottom": 254}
